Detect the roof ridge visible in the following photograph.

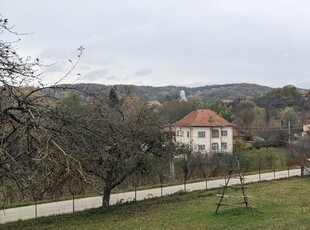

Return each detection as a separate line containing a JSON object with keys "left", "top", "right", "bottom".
{"left": 174, "top": 109, "right": 235, "bottom": 127}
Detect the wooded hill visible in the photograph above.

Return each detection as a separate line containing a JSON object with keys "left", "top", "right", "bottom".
{"left": 55, "top": 83, "right": 272, "bottom": 101}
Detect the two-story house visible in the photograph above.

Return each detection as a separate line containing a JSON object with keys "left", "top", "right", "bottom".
{"left": 174, "top": 109, "right": 235, "bottom": 153}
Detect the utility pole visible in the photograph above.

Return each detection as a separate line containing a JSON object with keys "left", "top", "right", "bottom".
{"left": 169, "top": 161, "right": 175, "bottom": 182}
{"left": 288, "top": 121, "right": 291, "bottom": 143}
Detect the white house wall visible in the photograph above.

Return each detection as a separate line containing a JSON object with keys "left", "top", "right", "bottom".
{"left": 302, "top": 124, "right": 310, "bottom": 137}
{"left": 175, "top": 126, "right": 234, "bottom": 153}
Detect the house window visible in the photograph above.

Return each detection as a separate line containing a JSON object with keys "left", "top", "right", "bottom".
{"left": 187, "top": 131, "right": 190, "bottom": 138}
{"left": 221, "top": 130, "right": 228, "bottom": 136}
{"left": 221, "top": 142, "right": 227, "bottom": 150}
{"left": 198, "top": 145, "right": 205, "bottom": 151}
{"left": 211, "top": 143, "right": 219, "bottom": 151}
{"left": 198, "top": 131, "right": 205, "bottom": 138}
{"left": 212, "top": 130, "right": 219, "bottom": 138}
{"left": 176, "top": 131, "right": 180, "bottom": 136}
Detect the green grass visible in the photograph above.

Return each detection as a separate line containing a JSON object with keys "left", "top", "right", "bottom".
{"left": 2, "top": 176, "right": 310, "bottom": 230}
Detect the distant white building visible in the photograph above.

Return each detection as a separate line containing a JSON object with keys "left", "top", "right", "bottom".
{"left": 174, "top": 109, "right": 235, "bottom": 153}
{"left": 179, "top": 90, "right": 188, "bottom": 102}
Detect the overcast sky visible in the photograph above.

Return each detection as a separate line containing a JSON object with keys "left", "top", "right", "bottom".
{"left": 2, "top": 0, "right": 310, "bottom": 88}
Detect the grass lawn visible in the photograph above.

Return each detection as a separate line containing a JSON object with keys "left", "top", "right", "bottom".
{"left": 2, "top": 176, "right": 310, "bottom": 230}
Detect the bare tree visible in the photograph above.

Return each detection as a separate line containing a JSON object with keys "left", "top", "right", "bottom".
{"left": 0, "top": 16, "right": 86, "bottom": 204}
{"left": 73, "top": 93, "right": 174, "bottom": 206}
{"left": 196, "top": 153, "right": 210, "bottom": 189}
{"left": 178, "top": 145, "right": 197, "bottom": 191}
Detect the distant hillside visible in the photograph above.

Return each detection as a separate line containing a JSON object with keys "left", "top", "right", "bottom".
{"left": 57, "top": 83, "right": 272, "bottom": 101}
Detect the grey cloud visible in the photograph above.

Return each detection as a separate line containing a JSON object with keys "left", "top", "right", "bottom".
{"left": 134, "top": 68, "right": 152, "bottom": 76}
{"left": 106, "top": 75, "right": 117, "bottom": 80}
{"left": 39, "top": 45, "right": 79, "bottom": 61}
{"left": 43, "top": 62, "right": 66, "bottom": 74}
{"left": 82, "top": 69, "right": 109, "bottom": 82}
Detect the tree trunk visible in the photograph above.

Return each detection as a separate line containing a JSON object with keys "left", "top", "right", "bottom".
{"left": 35, "top": 200, "right": 38, "bottom": 218}
{"left": 102, "top": 185, "right": 112, "bottom": 207}
{"left": 134, "top": 186, "right": 137, "bottom": 201}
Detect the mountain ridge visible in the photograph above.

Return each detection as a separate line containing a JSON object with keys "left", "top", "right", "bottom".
{"left": 58, "top": 83, "right": 276, "bottom": 101}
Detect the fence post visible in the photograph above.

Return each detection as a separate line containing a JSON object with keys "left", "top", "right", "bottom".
{"left": 287, "top": 167, "right": 290, "bottom": 177}
{"left": 73, "top": 194, "right": 75, "bottom": 213}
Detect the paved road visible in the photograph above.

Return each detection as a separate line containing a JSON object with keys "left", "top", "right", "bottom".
{"left": 0, "top": 169, "right": 301, "bottom": 224}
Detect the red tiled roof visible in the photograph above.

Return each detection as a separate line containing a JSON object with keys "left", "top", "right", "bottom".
{"left": 174, "top": 109, "right": 235, "bottom": 127}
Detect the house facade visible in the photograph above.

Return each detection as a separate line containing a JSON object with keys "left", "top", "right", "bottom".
{"left": 302, "top": 120, "right": 310, "bottom": 137}
{"left": 174, "top": 109, "right": 235, "bottom": 153}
